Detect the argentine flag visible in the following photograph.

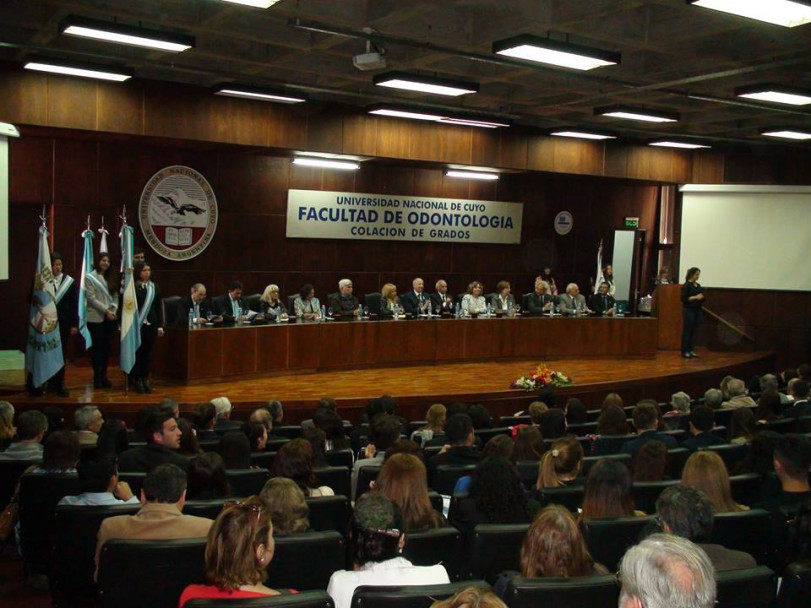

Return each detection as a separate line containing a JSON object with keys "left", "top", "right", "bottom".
{"left": 120, "top": 224, "right": 140, "bottom": 374}
{"left": 25, "top": 224, "right": 64, "bottom": 388}
{"left": 78, "top": 228, "right": 94, "bottom": 349}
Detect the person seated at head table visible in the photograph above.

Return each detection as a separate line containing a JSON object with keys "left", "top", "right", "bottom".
{"left": 177, "top": 283, "right": 221, "bottom": 325}
{"left": 430, "top": 279, "right": 455, "bottom": 315}
{"left": 293, "top": 283, "right": 321, "bottom": 320}
{"left": 557, "top": 283, "right": 593, "bottom": 316}
{"left": 211, "top": 281, "right": 248, "bottom": 324}
{"left": 461, "top": 281, "right": 487, "bottom": 315}
{"left": 527, "top": 279, "right": 555, "bottom": 315}
{"left": 259, "top": 284, "right": 287, "bottom": 320}
{"left": 590, "top": 281, "right": 616, "bottom": 316}
{"left": 490, "top": 280, "right": 516, "bottom": 315}
{"left": 329, "top": 278, "right": 359, "bottom": 318}
{"left": 401, "top": 277, "right": 431, "bottom": 316}
{"left": 378, "top": 283, "right": 401, "bottom": 317}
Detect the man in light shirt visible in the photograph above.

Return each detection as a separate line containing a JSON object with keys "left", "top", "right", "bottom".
{"left": 59, "top": 458, "right": 140, "bottom": 507}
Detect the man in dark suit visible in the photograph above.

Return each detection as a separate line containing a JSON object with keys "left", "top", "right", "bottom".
{"left": 329, "top": 278, "right": 359, "bottom": 319}
{"left": 682, "top": 406, "right": 726, "bottom": 452}
{"left": 430, "top": 279, "right": 455, "bottom": 316}
{"left": 428, "top": 413, "right": 481, "bottom": 485}
{"left": 622, "top": 401, "right": 679, "bottom": 456}
{"left": 117, "top": 410, "right": 189, "bottom": 473}
{"left": 176, "top": 283, "right": 219, "bottom": 326}
{"left": 401, "top": 277, "right": 431, "bottom": 316}
{"left": 526, "top": 279, "right": 555, "bottom": 315}
{"left": 784, "top": 380, "right": 810, "bottom": 418}
{"left": 591, "top": 281, "right": 616, "bottom": 316}
{"left": 211, "top": 280, "right": 247, "bottom": 323}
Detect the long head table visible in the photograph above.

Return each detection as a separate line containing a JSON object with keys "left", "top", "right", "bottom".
{"left": 153, "top": 315, "right": 658, "bottom": 383}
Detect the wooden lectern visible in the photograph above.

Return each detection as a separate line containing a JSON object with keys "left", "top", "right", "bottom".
{"left": 654, "top": 284, "right": 682, "bottom": 350}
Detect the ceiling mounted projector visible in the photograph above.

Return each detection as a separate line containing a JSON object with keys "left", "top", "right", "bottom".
{"left": 353, "top": 38, "right": 386, "bottom": 71}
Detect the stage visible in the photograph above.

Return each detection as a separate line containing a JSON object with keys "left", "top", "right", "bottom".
{"left": 2, "top": 349, "right": 774, "bottom": 425}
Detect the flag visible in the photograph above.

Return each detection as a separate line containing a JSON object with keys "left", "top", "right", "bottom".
{"left": 78, "top": 227, "right": 94, "bottom": 349}
{"left": 25, "top": 224, "right": 64, "bottom": 388}
{"left": 119, "top": 223, "right": 140, "bottom": 374}
{"left": 594, "top": 239, "right": 605, "bottom": 294}
{"left": 98, "top": 219, "right": 109, "bottom": 255}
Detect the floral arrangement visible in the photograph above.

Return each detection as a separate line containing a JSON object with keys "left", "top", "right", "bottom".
{"left": 511, "top": 364, "right": 573, "bottom": 391}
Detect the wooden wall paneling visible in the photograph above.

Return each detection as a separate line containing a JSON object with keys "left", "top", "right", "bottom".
{"left": 434, "top": 321, "right": 467, "bottom": 362}
{"left": 47, "top": 77, "right": 97, "bottom": 131}
{"left": 604, "top": 145, "right": 630, "bottom": 179}
{"left": 375, "top": 116, "right": 411, "bottom": 159}
{"left": 266, "top": 104, "right": 308, "bottom": 150}
{"left": 144, "top": 84, "right": 213, "bottom": 141}
{"left": 221, "top": 328, "right": 257, "bottom": 376}
{"left": 691, "top": 151, "right": 724, "bottom": 184}
{"left": 655, "top": 284, "right": 682, "bottom": 350}
{"left": 97, "top": 81, "right": 143, "bottom": 135}
{"left": 216, "top": 154, "right": 289, "bottom": 215}
{"left": 470, "top": 128, "right": 501, "bottom": 168}
{"left": 9, "top": 137, "right": 54, "bottom": 209}
{"left": 185, "top": 329, "right": 222, "bottom": 380}
{"left": 342, "top": 113, "right": 378, "bottom": 157}
{"left": 499, "top": 129, "right": 529, "bottom": 170}
{"left": 256, "top": 325, "right": 290, "bottom": 373}
{"left": 217, "top": 96, "right": 275, "bottom": 147}
{"left": 53, "top": 139, "right": 98, "bottom": 208}
{"left": 0, "top": 70, "right": 48, "bottom": 126}
{"left": 408, "top": 120, "right": 446, "bottom": 163}
{"left": 287, "top": 323, "right": 322, "bottom": 370}
{"left": 526, "top": 136, "right": 605, "bottom": 176}
{"left": 305, "top": 103, "right": 345, "bottom": 152}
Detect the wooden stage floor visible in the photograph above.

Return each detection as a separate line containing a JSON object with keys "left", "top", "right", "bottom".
{"left": 3, "top": 349, "right": 774, "bottom": 423}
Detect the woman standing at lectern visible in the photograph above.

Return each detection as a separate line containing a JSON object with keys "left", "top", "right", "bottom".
{"left": 681, "top": 267, "right": 704, "bottom": 359}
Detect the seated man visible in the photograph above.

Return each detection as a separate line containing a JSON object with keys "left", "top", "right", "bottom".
{"left": 94, "top": 463, "right": 213, "bottom": 578}
{"left": 352, "top": 415, "right": 402, "bottom": 498}
{"left": 74, "top": 405, "right": 104, "bottom": 446}
{"left": 117, "top": 410, "right": 189, "bottom": 472}
{"left": 428, "top": 413, "right": 481, "bottom": 484}
{"left": 590, "top": 281, "right": 616, "bottom": 316}
{"left": 759, "top": 434, "right": 811, "bottom": 512}
{"left": 430, "top": 279, "right": 455, "bottom": 316}
{"left": 211, "top": 280, "right": 247, "bottom": 324}
{"left": 59, "top": 458, "right": 140, "bottom": 506}
{"left": 266, "top": 399, "right": 284, "bottom": 426}
{"left": 683, "top": 406, "right": 727, "bottom": 452}
{"left": 557, "top": 282, "right": 593, "bottom": 316}
{"left": 401, "top": 277, "right": 431, "bottom": 316}
{"left": 176, "top": 283, "right": 219, "bottom": 325}
{"left": 703, "top": 388, "right": 724, "bottom": 410}
{"left": 211, "top": 396, "right": 243, "bottom": 432}
{"left": 656, "top": 485, "right": 756, "bottom": 571}
{"left": 0, "top": 410, "right": 47, "bottom": 461}
{"left": 760, "top": 373, "right": 792, "bottom": 406}
{"left": 721, "top": 378, "right": 757, "bottom": 409}
{"left": 622, "top": 401, "right": 678, "bottom": 456}
{"left": 526, "top": 279, "right": 554, "bottom": 315}
{"left": 329, "top": 278, "right": 359, "bottom": 319}
{"left": 784, "top": 380, "right": 810, "bottom": 418}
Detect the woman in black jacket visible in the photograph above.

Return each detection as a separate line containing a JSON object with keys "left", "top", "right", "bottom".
{"left": 681, "top": 266, "right": 704, "bottom": 358}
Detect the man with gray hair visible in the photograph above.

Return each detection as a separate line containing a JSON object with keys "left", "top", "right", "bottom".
{"left": 722, "top": 378, "right": 757, "bottom": 409}
{"left": 211, "top": 396, "right": 242, "bottom": 432}
{"left": 75, "top": 405, "right": 104, "bottom": 446}
{"left": 618, "top": 533, "right": 716, "bottom": 608}
{"left": 760, "top": 373, "right": 790, "bottom": 406}
{"left": 558, "top": 282, "right": 592, "bottom": 316}
{"left": 0, "top": 410, "right": 47, "bottom": 461}
{"left": 329, "top": 278, "right": 359, "bottom": 319}
{"left": 527, "top": 279, "right": 554, "bottom": 315}
{"left": 703, "top": 388, "right": 723, "bottom": 410}
{"left": 266, "top": 399, "right": 284, "bottom": 425}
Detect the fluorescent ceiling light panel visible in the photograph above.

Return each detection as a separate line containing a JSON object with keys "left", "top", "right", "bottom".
{"left": 219, "top": 0, "right": 280, "bottom": 7}
{"left": 735, "top": 84, "right": 811, "bottom": 106}
{"left": 594, "top": 105, "right": 679, "bottom": 123}
{"left": 492, "top": 34, "right": 620, "bottom": 71}
{"left": 445, "top": 170, "right": 499, "bottom": 180}
{"left": 439, "top": 117, "right": 510, "bottom": 129}
{"left": 550, "top": 129, "right": 616, "bottom": 140}
{"left": 60, "top": 16, "right": 193, "bottom": 52}
{"left": 24, "top": 59, "right": 132, "bottom": 82}
{"left": 368, "top": 105, "right": 508, "bottom": 128}
{"left": 687, "top": 0, "right": 811, "bottom": 28}
{"left": 373, "top": 71, "right": 479, "bottom": 96}
{"left": 295, "top": 151, "right": 366, "bottom": 162}
{"left": 292, "top": 157, "right": 360, "bottom": 170}
{"left": 649, "top": 141, "right": 711, "bottom": 149}
{"left": 215, "top": 87, "right": 306, "bottom": 103}
{"left": 760, "top": 128, "right": 811, "bottom": 140}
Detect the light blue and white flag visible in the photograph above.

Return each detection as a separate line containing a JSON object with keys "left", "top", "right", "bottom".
{"left": 25, "top": 224, "right": 64, "bottom": 388}
{"left": 594, "top": 239, "right": 605, "bottom": 294}
{"left": 119, "top": 222, "right": 140, "bottom": 374}
{"left": 78, "top": 226, "right": 94, "bottom": 349}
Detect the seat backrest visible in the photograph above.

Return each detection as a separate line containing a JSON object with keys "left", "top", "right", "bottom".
{"left": 582, "top": 453, "right": 631, "bottom": 476}
{"left": 468, "top": 524, "right": 529, "bottom": 582}
{"left": 711, "top": 509, "right": 773, "bottom": 565}
{"left": 350, "top": 581, "right": 487, "bottom": 608}
{"left": 287, "top": 294, "right": 299, "bottom": 315}
{"left": 715, "top": 566, "right": 776, "bottom": 608}
{"left": 250, "top": 451, "right": 277, "bottom": 470}
{"left": 52, "top": 504, "right": 141, "bottom": 607}
{"left": 163, "top": 295, "right": 181, "bottom": 327}
{"left": 226, "top": 468, "right": 270, "bottom": 497}
{"left": 473, "top": 427, "right": 511, "bottom": 444}
{"left": 245, "top": 293, "right": 262, "bottom": 312}
{"left": 266, "top": 531, "right": 345, "bottom": 591}
{"left": 765, "top": 418, "right": 797, "bottom": 434}
{"left": 266, "top": 438, "right": 291, "bottom": 452}
{"left": 432, "top": 465, "right": 477, "bottom": 496}
{"left": 729, "top": 473, "right": 763, "bottom": 506}
{"left": 274, "top": 426, "right": 304, "bottom": 440}
{"left": 568, "top": 422, "right": 598, "bottom": 435}
{"left": 428, "top": 491, "right": 443, "bottom": 513}
{"left": 504, "top": 575, "right": 619, "bottom": 608}
{"left": 325, "top": 449, "right": 354, "bottom": 469}
{"left": 632, "top": 479, "right": 681, "bottom": 513}
{"left": 702, "top": 444, "right": 750, "bottom": 473}
{"left": 516, "top": 460, "right": 539, "bottom": 488}
{"left": 184, "top": 590, "right": 335, "bottom": 608}
{"left": 314, "top": 466, "right": 351, "bottom": 499}
{"left": 0, "top": 459, "right": 39, "bottom": 506}
{"left": 666, "top": 447, "right": 690, "bottom": 478}
{"left": 118, "top": 471, "right": 147, "bottom": 496}
{"left": 538, "top": 485, "right": 585, "bottom": 512}
{"left": 364, "top": 292, "right": 382, "bottom": 315}
{"left": 776, "top": 561, "right": 811, "bottom": 608}
{"left": 19, "top": 472, "right": 82, "bottom": 573}
{"left": 797, "top": 416, "right": 811, "bottom": 434}
{"left": 402, "top": 527, "right": 464, "bottom": 581}
{"left": 98, "top": 538, "right": 207, "bottom": 608}
{"left": 580, "top": 516, "right": 657, "bottom": 571}
{"left": 500, "top": 415, "right": 531, "bottom": 426}
{"left": 183, "top": 498, "right": 230, "bottom": 519}
{"left": 355, "top": 465, "right": 381, "bottom": 500}
{"left": 306, "top": 495, "right": 352, "bottom": 535}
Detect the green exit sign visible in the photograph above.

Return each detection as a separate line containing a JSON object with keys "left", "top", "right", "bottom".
{"left": 625, "top": 217, "right": 639, "bottom": 228}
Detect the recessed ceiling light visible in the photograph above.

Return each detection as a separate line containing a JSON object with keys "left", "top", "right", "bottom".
{"left": 24, "top": 58, "right": 132, "bottom": 82}
{"left": 373, "top": 71, "right": 479, "bottom": 97}
{"left": 649, "top": 141, "right": 711, "bottom": 149}
{"left": 219, "top": 0, "right": 280, "bottom": 8}
{"left": 368, "top": 106, "right": 446, "bottom": 121}
{"left": 760, "top": 127, "right": 811, "bottom": 140}
{"left": 550, "top": 129, "right": 617, "bottom": 140}
{"left": 439, "top": 116, "right": 511, "bottom": 129}
{"left": 594, "top": 105, "right": 679, "bottom": 123}
{"left": 59, "top": 16, "right": 194, "bottom": 52}
{"left": 735, "top": 84, "right": 811, "bottom": 106}
{"left": 214, "top": 86, "right": 306, "bottom": 104}
{"left": 492, "top": 34, "right": 620, "bottom": 71}
{"left": 367, "top": 105, "right": 508, "bottom": 128}
{"left": 687, "top": 0, "right": 811, "bottom": 28}
{"left": 445, "top": 170, "right": 500, "bottom": 180}
{"left": 292, "top": 157, "right": 360, "bottom": 170}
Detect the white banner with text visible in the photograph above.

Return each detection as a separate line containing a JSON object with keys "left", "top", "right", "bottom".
{"left": 286, "top": 189, "right": 523, "bottom": 244}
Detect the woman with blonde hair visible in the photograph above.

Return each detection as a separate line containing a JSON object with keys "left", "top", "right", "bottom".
{"left": 259, "top": 284, "right": 287, "bottom": 319}
{"left": 374, "top": 453, "right": 446, "bottom": 531}
{"left": 412, "top": 403, "right": 446, "bottom": 446}
{"left": 431, "top": 587, "right": 507, "bottom": 608}
{"left": 537, "top": 435, "right": 583, "bottom": 488}
{"left": 259, "top": 478, "right": 310, "bottom": 535}
{"left": 0, "top": 401, "right": 15, "bottom": 445}
{"left": 681, "top": 450, "right": 749, "bottom": 513}
{"left": 379, "top": 283, "right": 401, "bottom": 317}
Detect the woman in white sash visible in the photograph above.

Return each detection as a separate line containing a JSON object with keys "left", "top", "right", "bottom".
{"left": 49, "top": 252, "right": 77, "bottom": 397}
{"left": 85, "top": 253, "right": 118, "bottom": 389}
{"left": 132, "top": 261, "right": 164, "bottom": 394}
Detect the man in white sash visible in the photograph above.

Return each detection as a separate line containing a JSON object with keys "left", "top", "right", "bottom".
{"left": 50, "top": 252, "right": 78, "bottom": 397}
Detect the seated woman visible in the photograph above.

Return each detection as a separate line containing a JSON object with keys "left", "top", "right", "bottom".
{"left": 411, "top": 403, "right": 446, "bottom": 447}
{"left": 177, "top": 418, "right": 201, "bottom": 457}
{"left": 590, "top": 404, "right": 631, "bottom": 456}
{"left": 259, "top": 477, "right": 310, "bottom": 535}
{"left": 632, "top": 439, "right": 669, "bottom": 482}
{"left": 178, "top": 497, "right": 296, "bottom": 605}
{"left": 728, "top": 407, "right": 757, "bottom": 445}
{"left": 378, "top": 283, "right": 401, "bottom": 317}
{"left": 259, "top": 284, "right": 287, "bottom": 320}
{"left": 755, "top": 389, "right": 782, "bottom": 423}
{"left": 512, "top": 426, "right": 544, "bottom": 464}
{"left": 537, "top": 435, "right": 583, "bottom": 489}
{"left": 579, "top": 458, "right": 645, "bottom": 520}
{"left": 243, "top": 421, "right": 268, "bottom": 453}
{"left": 327, "top": 493, "right": 449, "bottom": 608}
{"left": 681, "top": 450, "right": 749, "bottom": 513}
{"left": 220, "top": 431, "right": 253, "bottom": 470}
{"left": 273, "top": 438, "right": 334, "bottom": 497}
{"left": 461, "top": 281, "right": 487, "bottom": 316}
{"left": 490, "top": 280, "right": 516, "bottom": 315}
{"left": 312, "top": 408, "right": 350, "bottom": 452}
{"left": 187, "top": 452, "right": 231, "bottom": 500}
{"left": 374, "top": 453, "right": 446, "bottom": 532}
{"left": 293, "top": 283, "right": 321, "bottom": 320}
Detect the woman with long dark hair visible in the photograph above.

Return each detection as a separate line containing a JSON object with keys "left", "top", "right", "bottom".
{"left": 681, "top": 266, "right": 704, "bottom": 358}
{"left": 85, "top": 252, "right": 118, "bottom": 388}
{"left": 132, "top": 261, "right": 164, "bottom": 393}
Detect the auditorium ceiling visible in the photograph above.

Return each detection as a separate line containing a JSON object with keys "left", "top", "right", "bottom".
{"left": 1, "top": 0, "right": 811, "bottom": 148}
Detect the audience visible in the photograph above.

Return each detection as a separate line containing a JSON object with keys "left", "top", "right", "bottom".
{"left": 303, "top": 427, "right": 329, "bottom": 467}
{"left": 243, "top": 420, "right": 268, "bottom": 453}
{"left": 511, "top": 426, "right": 544, "bottom": 463}
{"left": 760, "top": 434, "right": 811, "bottom": 511}
{"left": 186, "top": 452, "right": 231, "bottom": 500}
{"left": 313, "top": 408, "right": 350, "bottom": 451}
{"left": 591, "top": 404, "right": 630, "bottom": 456}
{"left": 655, "top": 486, "right": 756, "bottom": 571}
{"left": 327, "top": 492, "right": 449, "bottom": 608}
{"left": 580, "top": 458, "right": 644, "bottom": 520}
{"left": 527, "top": 401, "right": 548, "bottom": 426}
{"left": 266, "top": 400, "right": 284, "bottom": 426}
{"left": 537, "top": 435, "right": 583, "bottom": 488}
{"left": 722, "top": 378, "right": 756, "bottom": 409}
{"left": 0, "top": 400, "right": 15, "bottom": 447}
{"left": 785, "top": 380, "right": 810, "bottom": 418}
{"left": 538, "top": 408, "right": 566, "bottom": 439}
{"left": 564, "top": 398, "right": 588, "bottom": 425}
{"left": 681, "top": 450, "right": 749, "bottom": 513}
{"left": 622, "top": 402, "right": 678, "bottom": 456}
{"left": 96, "top": 419, "right": 130, "bottom": 460}
{"left": 30, "top": 430, "right": 80, "bottom": 473}
{"left": 411, "top": 403, "right": 446, "bottom": 446}
{"left": 193, "top": 402, "right": 218, "bottom": 440}
{"left": 632, "top": 439, "right": 669, "bottom": 482}
{"left": 353, "top": 415, "right": 402, "bottom": 497}
{"left": 274, "top": 438, "right": 334, "bottom": 497}
{"left": 683, "top": 406, "right": 726, "bottom": 452}
{"left": 219, "top": 431, "right": 252, "bottom": 470}
{"left": 755, "top": 389, "right": 783, "bottom": 423}
{"left": 467, "top": 404, "right": 493, "bottom": 430}
{"left": 374, "top": 453, "right": 446, "bottom": 531}
{"left": 760, "top": 373, "right": 791, "bottom": 406}
{"left": 59, "top": 458, "right": 139, "bottom": 506}
{"left": 212, "top": 397, "right": 242, "bottom": 432}
{"left": 177, "top": 417, "right": 201, "bottom": 457}
{"left": 602, "top": 392, "right": 624, "bottom": 410}
{"left": 728, "top": 407, "right": 757, "bottom": 445}
{"left": 384, "top": 438, "right": 424, "bottom": 462}
{"left": 663, "top": 391, "right": 691, "bottom": 429}
{"left": 428, "top": 414, "right": 480, "bottom": 484}
{"left": 118, "top": 410, "right": 188, "bottom": 472}
{"left": 431, "top": 587, "right": 507, "bottom": 608}
{"left": 704, "top": 387, "right": 724, "bottom": 410}
{"left": 259, "top": 478, "right": 310, "bottom": 535}
{"left": 74, "top": 405, "right": 104, "bottom": 446}
{"left": 0, "top": 409, "right": 47, "bottom": 461}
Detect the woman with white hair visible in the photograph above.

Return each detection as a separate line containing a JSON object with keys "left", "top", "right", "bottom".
{"left": 259, "top": 284, "right": 287, "bottom": 320}
{"left": 663, "top": 391, "right": 691, "bottom": 429}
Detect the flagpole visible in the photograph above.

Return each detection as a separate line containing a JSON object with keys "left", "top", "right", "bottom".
{"left": 121, "top": 206, "right": 128, "bottom": 396}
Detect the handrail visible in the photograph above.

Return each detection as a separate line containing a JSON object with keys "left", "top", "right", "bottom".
{"left": 702, "top": 306, "right": 755, "bottom": 343}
